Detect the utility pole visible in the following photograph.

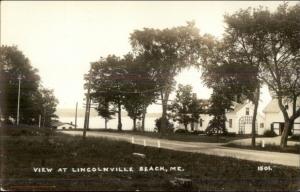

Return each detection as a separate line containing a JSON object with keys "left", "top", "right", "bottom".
{"left": 43, "top": 108, "right": 46, "bottom": 127}
{"left": 87, "top": 98, "right": 91, "bottom": 130}
{"left": 16, "top": 75, "right": 21, "bottom": 126}
{"left": 75, "top": 102, "right": 78, "bottom": 129}
{"left": 38, "top": 114, "right": 41, "bottom": 128}
{"left": 83, "top": 66, "right": 92, "bottom": 139}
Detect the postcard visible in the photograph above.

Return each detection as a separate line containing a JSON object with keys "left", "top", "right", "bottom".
{"left": 1, "top": 1, "right": 299, "bottom": 191}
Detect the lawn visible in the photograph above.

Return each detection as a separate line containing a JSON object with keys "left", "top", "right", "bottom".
{"left": 1, "top": 126, "right": 300, "bottom": 191}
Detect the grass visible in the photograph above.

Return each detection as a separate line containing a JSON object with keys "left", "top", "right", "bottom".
{"left": 65, "top": 128, "right": 257, "bottom": 143}
{"left": 224, "top": 143, "right": 300, "bottom": 154}
{"left": 1, "top": 126, "right": 300, "bottom": 191}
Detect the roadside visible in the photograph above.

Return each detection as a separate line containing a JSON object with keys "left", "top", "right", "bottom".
{"left": 62, "top": 130, "right": 300, "bottom": 167}
{"left": 2, "top": 126, "right": 300, "bottom": 191}
{"left": 61, "top": 128, "right": 257, "bottom": 143}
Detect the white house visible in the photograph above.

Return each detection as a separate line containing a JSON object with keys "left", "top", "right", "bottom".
{"left": 177, "top": 100, "right": 267, "bottom": 135}
{"left": 263, "top": 99, "right": 300, "bottom": 135}
{"left": 195, "top": 100, "right": 266, "bottom": 135}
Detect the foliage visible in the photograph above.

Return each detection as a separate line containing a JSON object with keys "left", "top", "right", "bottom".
{"left": 122, "top": 54, "right": 158, "bottom": 131}
{"left": 289, "top": 135, "right": 300, "bottom": 141}
{"left": 0, "top": 45, "right": 58, "bottom": 126}
{"left": 96, "top": 97, "right": 116, "bottom": 121}
{"left": 200, "top": 29, "right": 259, "bottom": 141}
{"left": 89, "top": 54, "right": 158, "bottom": 131}
{"left": 174, "top": 129, "right": 189, "bottom": 134}
{"left": 263, "top": 130, "right": 277, "bottom": 137}
{"left": 223, "top": 132, "right": 237, "bottom": 137}
{"left": 224, "top": 3, "right": 300, "bottom": 147}
{"left": 191, "top": 130, "right": 205, "bottom": 135}
{"left": 130, "top": 22, "right": 203, "bottom": 132}
{"left": 168, "top": 84, "right": 203, "bottom": 130}
{"left": 201, "top": 35, "right": 259, "bottom": 102}
{"left": 88, "top": 55, "right": 127, "bottom": 130}
{"left": 155, "top": 117, "right": 174, "bottom": 132}
{"left": 205, "top": 87, "right": 233, "bottom": 135}
{"left": 36, "top": 87, "right": 58, "bottom": 126}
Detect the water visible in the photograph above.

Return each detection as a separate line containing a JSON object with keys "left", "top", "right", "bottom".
{"left": 59, "top": 115, "right": 159, "bottom": 132}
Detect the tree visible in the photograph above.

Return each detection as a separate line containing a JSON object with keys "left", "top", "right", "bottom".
{"left": 122, "top": 54, "right": 158, "bottom": 131}
{"left": 35, "top": 87, "right": 59, "bottom": 127}
{"left": 95, "top": 96, "right": 116, "bottom": 129}
{"left": 0, "top": 45, "right": 40, "bottom": 123}
{"left": 200, "top": 35, "right": 259, "bottom": 142}
{"left": 168, "top": 84, "right": 202, "bottom": 131}
{"left": 224, "top": 3, "right": 300, "bottom": 148}
{"left": 205, "top": 87, "right": 233, "bottom": 135}
{"left": 130, "top": 22, "right": 202, "bottom": 132}
{"left": 88, "top": 55, "right": 127, "bottom": 131}
{"left": 189, "top": 94, "right": 203, "bottom": 131}
{"left": 0, "top": 45, "right": 58, "bottom": 126}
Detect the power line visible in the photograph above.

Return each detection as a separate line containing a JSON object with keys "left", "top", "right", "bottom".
{"left": 89, "top": 84, "right": 172, "bottom": 94}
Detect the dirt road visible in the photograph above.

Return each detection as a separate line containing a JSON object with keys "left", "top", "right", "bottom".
{"left": 61, "top": 130, "right": 300, "bottom": 168}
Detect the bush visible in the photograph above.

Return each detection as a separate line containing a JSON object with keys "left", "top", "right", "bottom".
{"left": 223, "top": 132, "right": 236, "bottom": 137}
{"left": 191, "top": 130, "right": 205, "bottom": 135}
{"left": 155, "top": 117, "right": 174, "bottom": 133}
{"left": 174, "top": 129, "right": 189, "bottom": 134}
{"left": 289, "top": 135, "right": 300, "bottom": 141}
{"left": 263, "top": 130, "right": 277, "bottom": 137}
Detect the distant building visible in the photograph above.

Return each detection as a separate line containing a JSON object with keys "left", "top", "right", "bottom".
{"left": 177, "top": 98, "right": 300, "bottom": 135}
{"left": 175, "top": 99, "right": 267, "bottom": 134}
{"left": 52, "top": 122, "right": 75, "bottom": 130}
{"left": 193, "top": 100, "right": 266, "bottom": 135}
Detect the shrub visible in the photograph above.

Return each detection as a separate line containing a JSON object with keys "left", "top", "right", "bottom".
{"left": 191, "top": 130, "right": 205, "bottom": 135}
{"left": 155, "top": 117, "right": 174, "bottom": 133}
{"left": 174, "top": 129, "right": 189, "bottom": 134}
{"left": 223, "top": 132, "right": 236, "bottom": 137}
{"left": 263, "top": 130, "right": 277, "bottom": 137}
{"left": 289, "top": 135, "right": 300, "bottom": 141}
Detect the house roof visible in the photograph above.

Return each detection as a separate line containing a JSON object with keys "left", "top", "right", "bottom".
{"left": 225, "top": 101, "right": 249, "bottom": 114}
{"left": 231, "top": 101, "right": 248, "bottom": 113}
{"left": 263, "top": 99, "right": 280, "bottom": 113}
{"left": 263, "top": 98, "right": 300, "bottom": 113}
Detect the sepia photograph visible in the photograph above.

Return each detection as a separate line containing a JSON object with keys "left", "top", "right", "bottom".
{"left": 0, "top": 1, "right": 300, "bottom": 191}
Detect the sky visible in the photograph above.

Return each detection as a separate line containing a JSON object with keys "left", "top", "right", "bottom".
{"left": 2, "top": 1, "right": 296, "bottom": 113}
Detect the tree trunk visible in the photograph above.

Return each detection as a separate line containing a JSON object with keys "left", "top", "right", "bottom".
{"left": 160, "top": 91, "right": 170, "bottom": 133}
{"left": 191, "top": 122, "right": 194, "bottom": 131}
{"left": 280, "top": 119, "right": 294, "bottom": 148}
{"left": 276, "top": 96, "right": 290, "bottom": 148}
{"left": 117, "top": 101, "right": 122, "bottom": 131}
{"left": 280, "top": 120, "right": 291, "bottom": 148}
{"left": 133, "top": 118, "right": 137, "bottom": 131}
{"left": 141, "top": 107, "right": 146, "bottom": 132}
{"left": 184, "top": 124, "right": 188, "bottom": 131}
{"left": 104, "top": 118, "right": 108, "bottom": 129}
{"left": 251, "top": 86, "right": 260, "bottom": 147}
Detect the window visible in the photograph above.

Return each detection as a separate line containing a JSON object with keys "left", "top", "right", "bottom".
{"left": 229, "top": 119, "right": 232, "bottom": 128}
{"left": 199, "top": 119, "right": 203, "bottom": 127}
{"left": 246, "top": 108, "right": 250, "bottom": 115}
{"left": 260, "top": 123, "right": 264, "bottom": 128}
